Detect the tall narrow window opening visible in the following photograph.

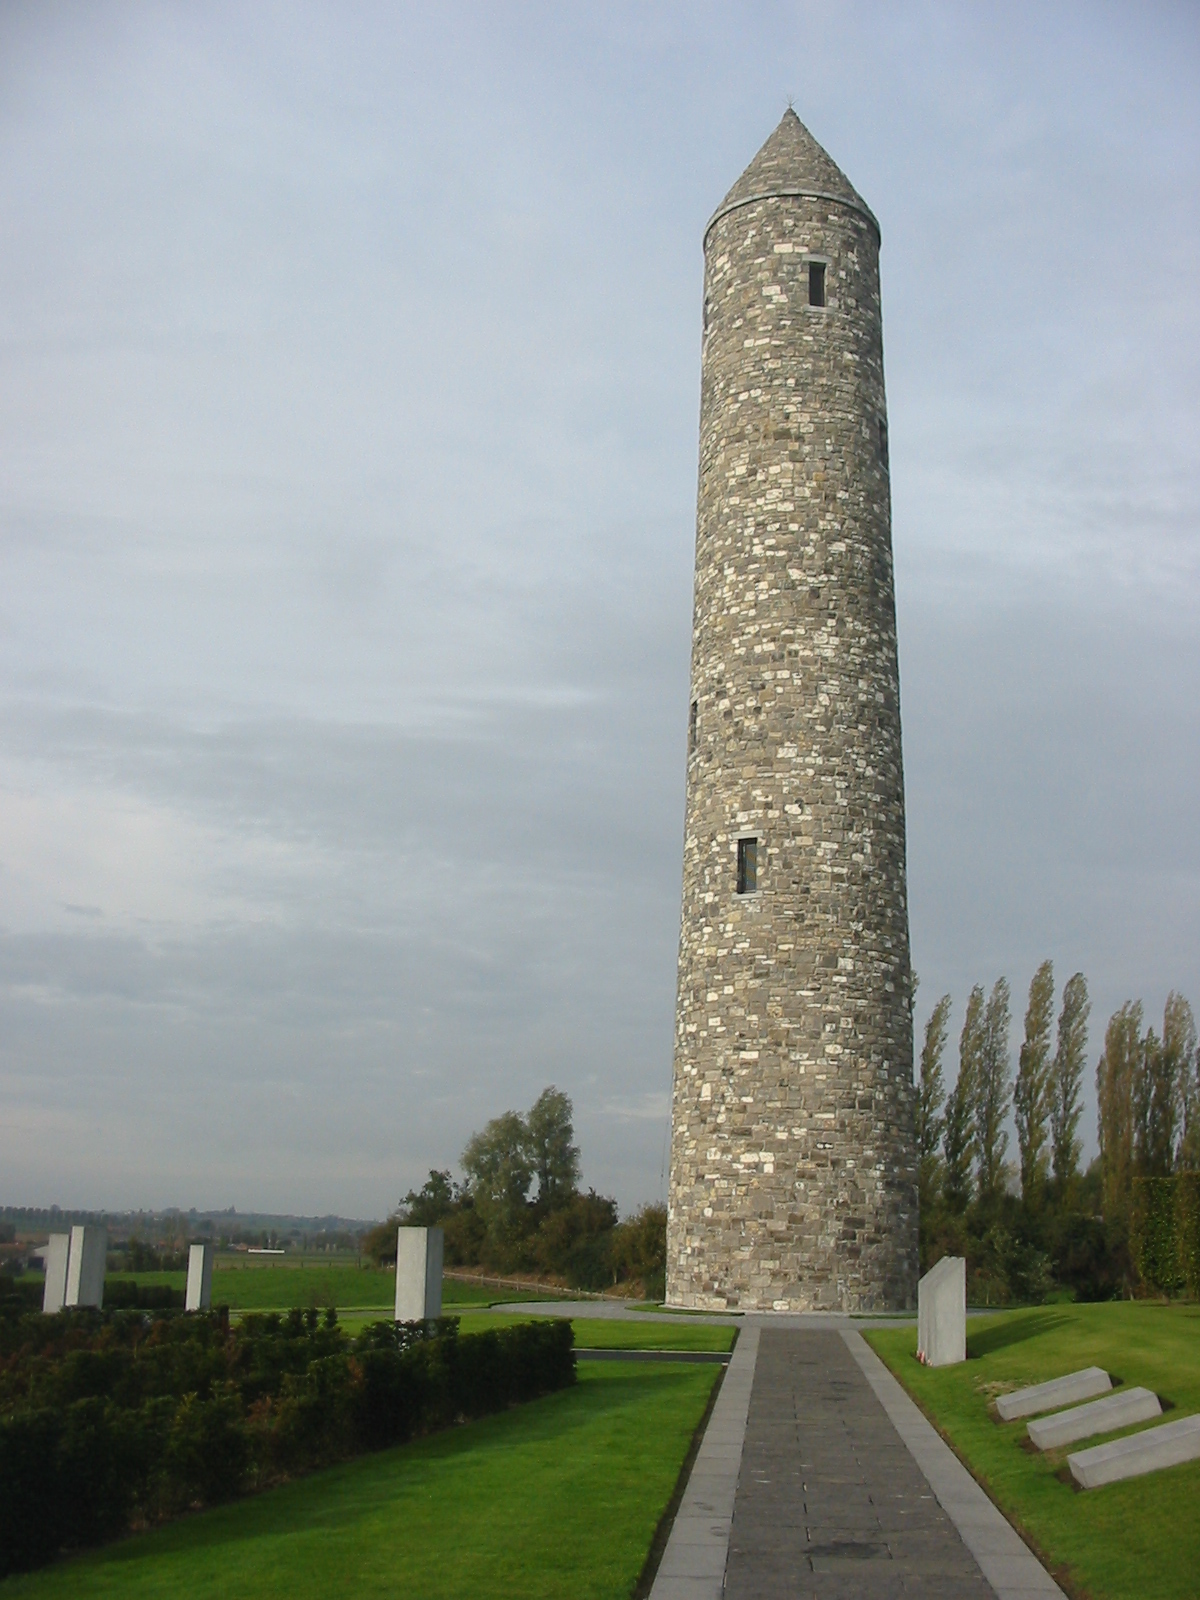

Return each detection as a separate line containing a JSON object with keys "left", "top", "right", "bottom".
{"left": 808, "top": 261, "right": 826, "bottom": 307}
{"left": 736, "top": 837, "right": 758, "bottom": 895}
{"left": 879, "top": 417, "right": 889, "bottom": 466}
{"left": 689, "top": 699, "right": 698, "bottom": 753}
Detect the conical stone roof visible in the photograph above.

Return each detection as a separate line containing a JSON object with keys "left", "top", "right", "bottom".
{"left": 707, "top": 109, "right": 878, "bottom": 241}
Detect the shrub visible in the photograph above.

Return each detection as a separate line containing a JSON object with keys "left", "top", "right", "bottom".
{"left": 1177, "top": 1172, "right": 1200, "bottom": 1298}
{"left": 1130, "top": 1176, "right": 1181, "bottom": 1294}
{"left": 105, "top": 1280, "right": 185, "bottom": 1311}
{"left": 0, "top": 1306, "right": 575, "bottom": 1578}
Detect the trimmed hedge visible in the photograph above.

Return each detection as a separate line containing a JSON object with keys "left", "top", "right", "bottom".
{"left": 1130, "top": 1177, "right": 1182, "bottom": 1294}
{"left": 0, "top": 1309, "right": 573, "bottom": 1578}
{"left": 1178, "top": 1173, "right": 1200, "bottom": 1299}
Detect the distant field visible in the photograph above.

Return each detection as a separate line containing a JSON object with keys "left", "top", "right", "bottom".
{"left": 866, "top": 1301, "right": 1200, "bottom": 1600}
{"left": 3, "top": 1363, "right": 719, "bottom": 1600}
{"left": 88, "top": 1265, "right": 548, "bottom": 1311}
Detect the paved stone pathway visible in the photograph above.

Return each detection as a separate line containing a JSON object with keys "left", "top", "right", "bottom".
{"left": 723, "top": 1328, "right": 994, "bottom": 1598}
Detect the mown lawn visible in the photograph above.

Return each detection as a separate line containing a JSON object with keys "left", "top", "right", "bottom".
{"left": 102, "top": 1266, "right": 547, "bottom": 1310}
{"left": 1, "top": 1363, "right": 719, "bottom": 1600}
{"left": 865, "top": 1301, "right": 1200, "bottom": 1600}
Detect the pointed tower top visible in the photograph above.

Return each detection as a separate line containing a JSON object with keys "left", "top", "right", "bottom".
{"left": 707, "top": 109, "right": 879, "bottom": 243}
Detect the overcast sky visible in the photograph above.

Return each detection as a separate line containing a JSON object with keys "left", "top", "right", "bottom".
{"left": 2, "top": 2, "right": 1197, "bottom": 1219}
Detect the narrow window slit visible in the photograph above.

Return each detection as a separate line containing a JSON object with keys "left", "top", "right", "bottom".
{"left": 808, "top": 262, "right": 826, "bottom": 307}
{"left": 689, "top": 699, "right": 699, "bottom": 753}
{"left": 737, "top": 837, "right": 758, "bottom": 895}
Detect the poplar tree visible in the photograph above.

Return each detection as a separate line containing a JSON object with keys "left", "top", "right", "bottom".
{"left": 1049, "top": 972, "right": 1090, "bottom": 1188}
{"left": 943, "top": 985, "right": 984, "bottom": 1212}
{"left": 1096, "top": 1001, "right": 1142, "bottom": 1219}
{"left": 916, "top": 995, "right": 952, "bottom": 1210}
{"left": 975, "top": 977, "right": 1013, "bottom": 1201}
{"left": 1168, "top": 993, "right": 1199, "bottom": 1168}
{"left": 1138, "top": 994, "right": 1194, "bottom": 1176}
{"left": 1014, "top": 960, "right": 1054, "bottom": 1204}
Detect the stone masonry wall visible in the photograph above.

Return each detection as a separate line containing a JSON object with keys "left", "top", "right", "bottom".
{"left": 667, "top": 188, "right": 918, "bottom": 1312}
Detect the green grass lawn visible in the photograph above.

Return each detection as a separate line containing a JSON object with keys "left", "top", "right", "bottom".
{"left": 100, "top": 1266, "right": 546, "bottom": 1311}
{"left": 865, "top": 1301, "right": 1200, "bottom": 1600}
{"left": 1, "top": 1363, "right": 719, "bottom": 1600}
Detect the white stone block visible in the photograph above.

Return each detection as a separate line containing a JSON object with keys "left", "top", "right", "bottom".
{"left": 41, "top": 1233, "right": 71, "bottom": 1314}
{"left": 917, "top": 1255, "right": 965, "bottom": 1367}
{"left": 1069, "top": 1412, "right": 1200, "bottom": 1488}
{"left": 64, "top": 1225, "right": 107, "bottom": 1309}
{"left": 1028, "top": 1386, "right": 1161, "bottom": 1451}
{"left": 394, "top": 1226, "right": 443, "bottom": 1322}
{"left": 996, "top": 1365, "right": 1111, "bottom": 1421}
{"left": 186, "top": 1242, "right": 214, "bottom": 1311}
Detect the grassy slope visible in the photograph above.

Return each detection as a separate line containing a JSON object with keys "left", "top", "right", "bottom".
{"left": 865, "top": 1302, "right": 1200, "bottom": 1600}
{"left": 2, "top": 1363, "right": 719, "bottom": 1600}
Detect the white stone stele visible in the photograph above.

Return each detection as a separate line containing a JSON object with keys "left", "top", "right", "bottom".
{"left": 394, "top": 1226, "right": 443, "bottom": 1322}
{"left": 64, "top": 1224, "right": 107, "bottom": 1309}
{"left": 996, "top": 1365, "right": 1112, "bottom": 1422}
{"left": 185, "top": 1242, "right": 215, "bottom": 1311}
{"left": 1027, "top": 1386, "right": 1161, "bottom": 1452}
{"left": 41, "top": 1233, "right": 71, "bottom": 1314}
{"left": 1069, "top": 1412, "right": 1200, "bottom": 1489}
{"left": 917, "top": 1255, "right": 966, "bottom": 1367}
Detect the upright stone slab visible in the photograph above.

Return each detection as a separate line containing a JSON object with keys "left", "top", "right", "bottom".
{"left": 996, "top": 1366, "right": 1111, "bottom": 1422}
{"left": 64, "top": 1224, "right": 107, "bottom": 1309}
{"left": 185, "top": 1241, "right": 215, "bottom": 1311}
{"left": 41, "top": 1232, "right": 71, "bottom": 1314}
{"left": 394, "top": 1226, "right": 443, "bottom": 1322}
{"left": 1069, "top": 1413, "right": 1200, "bottom": 1488}
{"left": 1028, "top": 1386, "right": 1161, "bottom": 1451}
{"left": 917, "top": 1255, "right": 965, "bottom": 1366}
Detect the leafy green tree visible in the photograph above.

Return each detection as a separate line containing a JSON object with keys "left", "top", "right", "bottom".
{"left": 1097, "top": 1001, "right": 1142, "bottom": 1219}
{"left": 526, "top": 1087, "right": 580, "bottom": 1210}
{"left": 916, "top": 995, "right": 952, "bottom": 1211}
{"left": 399, "top": 1170, "right": 458, "bottom": 1226}
{"left": 461, "top": 1110, "right": 534, "bottom": 1262}
{"left": 975, "top": 978, "right": 1012, "bottom": 1202}
{"left": 1137, "top": 995, "right": 1192, "bottom": 1177}
{"left": 1049, "top": 972, "right": 1090, "bottom": 1188}
{"left": 1169, "top": 993, "right": 1200, "bottom": 1168}
{"left": 943, "top": 986, "right": 984, "bottom": 1212}
{"left": 1014, "top": 960, "right": 1054, "bottom": 1205}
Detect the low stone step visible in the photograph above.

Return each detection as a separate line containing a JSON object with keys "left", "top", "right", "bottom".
{"left": 1028, "top": 1386, "right": 1161, "bottom": 1451}
{"left": 1069, "top": 1412, "right": 1200, "bottom": 1488}
{"left": 995, "top": 1365, "right": 1111, "bottom": 1422}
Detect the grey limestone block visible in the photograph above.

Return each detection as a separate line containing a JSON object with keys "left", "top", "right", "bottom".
{"left": 668, "top": 108, "right": 917, "bottom": 1315}
{"left": 1028, "top": 1386, "right": 1161, "bottom": 1452}
{"left": 185, "top": 1241, "right": 215, "bottom": 1311}
{"left": 64, "top": 1224, "right": 107, "bottom": 1309}
{"left": 917, "top": 1255, "right": 965, "bottom": 1366}
{"left": 41, "top": 1232, "right": 70, "bottom": 1314}
{"left": 1068, "top": 1412, "right": 1200, "bottom": 1488}
{"left": 995, "top": 1365, "right": 1110, "bottom": 1422}
{"left": 395, "top": 1226, "right": 443, "bottom": 1322}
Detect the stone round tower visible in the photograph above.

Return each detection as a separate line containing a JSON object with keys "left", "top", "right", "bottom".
{"left": 667, "top": 111, "right": 917, "bottom": 1312}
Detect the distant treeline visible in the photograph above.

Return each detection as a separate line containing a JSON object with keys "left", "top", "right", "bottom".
{"left": 362, "top": 1088, "right": 667, "bottom": 1297}
{"left": 918, "top": 962, "right": 1199, "bottom": 1303}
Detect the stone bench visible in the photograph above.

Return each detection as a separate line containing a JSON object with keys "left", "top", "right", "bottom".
{"left": 995, "top": 1366, "right": 1110, "bottom": 1421}
{"left": 1069, "top": 1413, "right": 1200, "bottom": 1488}
{"left": 1027, "top": 1387, "right": 1160, "bottom": 1452}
